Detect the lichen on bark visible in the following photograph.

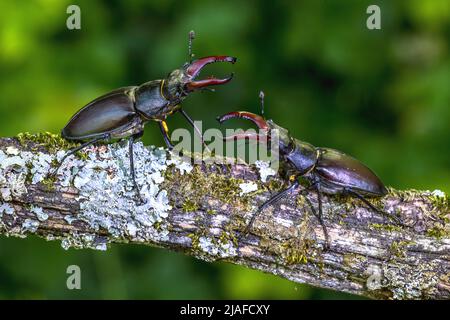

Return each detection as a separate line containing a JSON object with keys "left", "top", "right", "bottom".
{"left": 0, "top": 133, "right": 449, "bottom": 299}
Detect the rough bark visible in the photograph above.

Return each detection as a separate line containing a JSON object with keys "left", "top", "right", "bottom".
{"left": 0, "top": 133, "right": 449, "bottom": 300}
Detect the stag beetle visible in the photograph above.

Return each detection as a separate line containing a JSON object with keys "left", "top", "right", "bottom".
{"left": 57, "top": 32, "right": 236, "bottom": 201}
{"left": 217, "top": 92, "right": 399, "bottom": 248}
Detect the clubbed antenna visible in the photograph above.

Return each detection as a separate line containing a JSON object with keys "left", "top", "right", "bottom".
{"left": 259, "top": 90, "right": 265, "bottom": 117}
{"left": 188, "top": 30, "right": 196, "bottom": 63}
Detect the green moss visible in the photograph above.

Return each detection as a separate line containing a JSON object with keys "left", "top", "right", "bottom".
{"left": 429, "top": 193, "right": 449, "bottom": 224}
{"left": 182, "top": 200, "right": 199, "bottom": 212}
{"left": 332, "top": 193, "right": 360, "bottom": 212}
{"left": 76, "top": 152, "right": 89, "bottom": 161}
{"left": 342, "top": 253, "right": 366, "bottom": 268}
{"left": 431, "top": 195, "right": 449, "bottom": 211}
{"left": 25, "top": 162, "right": 33, "bottom": 184}
{"left": 389, "top": 241, "right": 410, "bottom": 258}
{"left": 16, "top": 132, "right": 77, "bottom": 152}
{"left": 15, "top": 132, "right": 89, "bottom": 159}
{"left": 369, "top": 223, "right": 403, "bottom": 233}
{"left": 218, "top": 229, "right": 237, "bottom": 247}
{"left": 188, "top": 233, "right": 201, "bottom": 251}
{"left": 426, "top": 226, "right": 447, "bottom": 239}
{"left": 296, "top": 194, "right": 307, "bottom": 207}
{"left": 381, "top": 190, "right": 449, "bottom": 239}
{"left": 386, "top": 188, "right": 448, "bottom": 210}
{"left": 164, "top": 165, "right": 252, "bottom": 211}
{"left": 267, "top": 179, "right": 284, "bottom": 192}
{"left": 285, "top": 251, "right": 308, "bottom": 264}
{"left": 153, "top": 221, "right": 163, "bottom": 231}
{"left": 281, "top": 239, "right": 314, "bottom": 265}
{"left": 387, "top": 188, "right": 422, "bottom": 202}
{"left": 41, "top": 175, "right": 57, "bottom": 192}
{"left": 50, "top": 158, "right": 59, "bottom": 167}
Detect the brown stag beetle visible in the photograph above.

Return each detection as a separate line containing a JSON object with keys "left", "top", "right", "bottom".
{"left": 56, "top": 32, "right": 236, "bottom": 202}
{"left": 217, "top": 92, "right": 400, "bottom": 249}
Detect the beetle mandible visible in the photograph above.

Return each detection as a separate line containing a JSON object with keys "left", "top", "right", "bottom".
{"left": 57, "top": 32, "right": 236, "bottom": 202}
{"left": 217, "top": 92, "right": 400, "bottom": 248}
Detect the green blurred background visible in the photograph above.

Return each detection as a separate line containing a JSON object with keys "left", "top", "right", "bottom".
{"left": 0, "top": 0, "right": 448, "bottom": 299}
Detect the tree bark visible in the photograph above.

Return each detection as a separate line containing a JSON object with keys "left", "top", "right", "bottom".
{"left": 0, "top": 133, "right": 449, "bottom": 300}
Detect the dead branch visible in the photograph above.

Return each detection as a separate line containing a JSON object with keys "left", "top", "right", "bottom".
{"left": 0, "top": 133, "right": 449, "bottom": 299}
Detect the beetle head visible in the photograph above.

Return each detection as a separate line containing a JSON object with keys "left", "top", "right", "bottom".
{"left": 164, "top": 56, "right": 236, "bottom": 102}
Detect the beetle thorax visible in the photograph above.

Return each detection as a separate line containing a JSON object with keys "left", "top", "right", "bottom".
{"left": 266, "top": 120, "right": 318, "bottom": 175}
{"left": 285, "top": 138, "right": 318, "bottom": 175}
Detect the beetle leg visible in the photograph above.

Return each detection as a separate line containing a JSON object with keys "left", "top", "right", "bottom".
{"left": 239, "top": 181, "right": 300, "bottom": 241}
{"left": 53, "top": 133, "right": 110, "bottom": 175}
{"left": 344, "top": 188, "right": 401, "bottom": 225}
{"left": 313, "top": 183, "right": 330, "bottom": 250}
{"left": 158, "top": 120, "right": 174, "bottom": 150}
{"left": 129, "top": 133, "right": 145, "bottom": 203}
{"left": 179, "top": 109, "right": 211, "bottom": 152}
{"left": 298, "top": 182, "right": 330, "bottom": 250}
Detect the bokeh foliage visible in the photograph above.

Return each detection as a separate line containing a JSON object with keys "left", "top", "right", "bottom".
{"left": 0, "top": 0, "right": 448, "bottom": 299}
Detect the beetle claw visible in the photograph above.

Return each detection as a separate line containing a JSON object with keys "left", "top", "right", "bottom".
{"left": 186, "top": 73, "right": 234, "bottom": 91}
{"left": 217, "top": 111, "right": 270, "bottom": 142}
{"left": 185, "top": 56, "right": 236, "bottom": 92}
{"left": 186, "top": 56, "right": 237, "bottom": 78}
{"left": 222, "top": 132, "right": 268, "bottom": 142}
{"left": 217, "top": 111, "right": 269, "bottom": 130}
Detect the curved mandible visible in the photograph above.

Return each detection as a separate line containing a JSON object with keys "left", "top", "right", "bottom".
{"left": 217, "top": 111, "right": 270, "bottom": 141}
{"left": 185, "top": 56, "right": 237, "bottom": 91}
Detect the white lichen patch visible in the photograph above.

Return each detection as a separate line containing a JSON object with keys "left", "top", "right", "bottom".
{"left": 31, "top": 206, "right": 48, "bottom": 221}
{"left": 0, "top": 154, "right": 26, "bottom": 169}
{"left": 198, "top": 236, "right": 237, "bottom": 258}
{"left": 365, "top": 261, "right": 440, "bottom": 299}
{"left": 255, "top": 160, "right": 277, "bottom": 183}
{"left": 64, "top": 215, "right": 77, "bottom": 224}
{"left": 383, "top": 262, "right": 439, "bottom": 299}
{"left": 166, "top": 151, "right": 193, "bottom": 175}
{"left": 55, "top": 142, "right": 173, "bottom": 249}
{"left": 125, "top": 222, "right": 138, "bottom": 237}
{"left": 431, "top": 189, "right": 446, "bottom": 198}
{"left": 0, "top": 140, "right": 200, "bottom": 251}
{"left": 61, "top": 232, "right": 109, "bottom": 251}
{"left": 30, "top": 153, "right": 54, "bottom": 184}
{"left": 0, "top": 148, "right": 55, "bottom": 201}
{"left": 0, "top": 202, "right": 14, "bottom": 217}
{"left": 22, "top": 219, "right": 39, "bottom": 233}
{"left": 239, "top": 182, "right": 258, "bottom": 195}
{"left": 95, "top": 242, "right": 108, "bottom": 251}
{"left": 5, "top": 146, "right": 20, "bottom": 155}
{"left": 273, "top": 216, "right": 294, "bottom": 228}
{"left": 365, "top": 264, "right": 383, "bottom": 291}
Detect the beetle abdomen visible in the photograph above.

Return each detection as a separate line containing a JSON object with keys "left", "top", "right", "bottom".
{"left": 62, "top": 90, "right": 137, "bottom": 140}
{"left": 315, "top": 148, "right": 387, "bottom": 196}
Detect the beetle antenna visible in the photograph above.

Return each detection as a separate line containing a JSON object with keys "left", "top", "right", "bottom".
{"left": 259, "top": 90, "right": 265, "bottom": 117}
{"left": 188, "top": 30, "right": 195, "bottom": 63}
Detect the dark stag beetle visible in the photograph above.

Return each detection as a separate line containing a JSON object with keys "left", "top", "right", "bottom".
{"left": 217, "top": 92, "right": 400, "bottom": 248}
{"left": 56, "top": 32, "right": 236, "bottom": 201}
